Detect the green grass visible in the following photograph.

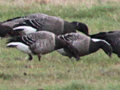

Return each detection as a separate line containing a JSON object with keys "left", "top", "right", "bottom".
{"left": 0, "top": 1, "right": 120, "bottom": 90}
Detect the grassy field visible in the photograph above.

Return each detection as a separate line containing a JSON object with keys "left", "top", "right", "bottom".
{"left": 0, "top": 0, "right": 120, "bottom": 90}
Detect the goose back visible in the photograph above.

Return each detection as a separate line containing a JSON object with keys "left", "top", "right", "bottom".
{"left": 2, "top": 17, "right": 29, "bottom": 27}
{"left": 28, "top": 15, "right": 64, "bottom": 34}
{"left": 24, "top": 13, "right": 48, "bottom": 19}
{"left": 1, "top": 13, "right": 48, "bottom": 27}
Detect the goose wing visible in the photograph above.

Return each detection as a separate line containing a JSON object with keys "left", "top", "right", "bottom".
{"left": 22, "top": 31, "right": 55, "bottom": 54}
{"left": 58, "top": 33, "right": 89, "bottom": 42}
{"left": 29, "top": 38, "right": 55, "bottom": 54}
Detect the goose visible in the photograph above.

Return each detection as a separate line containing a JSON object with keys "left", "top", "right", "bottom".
{"left": 7, "top": 31, "right": 80, "bottom": 61}
{"left": 1, "top": 13, "right": 89, "bottom": 37}
{"left": 57, "top": 32, "right": 112, "bottom": 59}
{"left": 90, "top": 31, "right": 120, "bottom": 58}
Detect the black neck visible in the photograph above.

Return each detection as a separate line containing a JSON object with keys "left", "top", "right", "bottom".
{"left": 63, "top": 21, "right": 76, "bottom": 34}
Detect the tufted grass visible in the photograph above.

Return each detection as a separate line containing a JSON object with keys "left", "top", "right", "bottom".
{"left": 0, "top": 0, "right": 120, "bottom": 90}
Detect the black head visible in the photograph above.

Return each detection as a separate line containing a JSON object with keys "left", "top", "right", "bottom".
{"left": 71, "top": 21, "right": 89, "bottom": 35}
{"left": 63, "top": 21, "right": 76, "bottom": 34}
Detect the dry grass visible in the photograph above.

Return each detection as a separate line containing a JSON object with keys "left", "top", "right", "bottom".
{"left": 0, "top": 0, "right": 120, "bottom": 6}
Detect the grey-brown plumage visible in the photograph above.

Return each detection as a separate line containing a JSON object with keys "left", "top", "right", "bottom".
{"left": 2, "top": 13, "right": 48, "bottom": 27}
{"left": 57, "top": 32, "right": 112, "bottom": 59}
{"left": 90, "top": 31, "right": 120, "bottom": 58}
{"left": 1, "top": 13, "right": 88, "bottom": 37}
{"left": 21, "top": 14, "right": 64, "bottom": 35}
{"left": 7, "top": 31, "right": 80, "bottom": 61}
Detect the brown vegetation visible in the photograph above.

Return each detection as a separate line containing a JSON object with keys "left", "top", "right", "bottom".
{"left": 0, "top": 0, "right": 120, "bottom": 6}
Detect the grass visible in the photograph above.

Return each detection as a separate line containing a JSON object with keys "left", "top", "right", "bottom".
{"left": 0, "top": 0, "right": 120, "bottom": 90}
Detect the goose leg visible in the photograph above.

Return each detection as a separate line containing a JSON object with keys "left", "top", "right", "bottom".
{"left": 75, "top": 57, "right": 80, "bottom": 61}
{"left": 28, "top": 54, "right": 33, "bottom": 61}
{"left": 37, "top": 54, "right": 41, "bottom": 61}
{"left": 68, "top": 56, "right": 72, "bottom": 59}
{"left": 64, "top": 48, "right": 80, "bottom": 61}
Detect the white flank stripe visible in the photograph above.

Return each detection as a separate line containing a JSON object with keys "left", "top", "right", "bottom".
{"left": 7, "top": 42, "right": 32, "bottom": 54}
{"left": 13, "top": 26, "right": 37, "bottom": 34}
{"left": 92, "top": 38, "right": 111, "bottom": 46}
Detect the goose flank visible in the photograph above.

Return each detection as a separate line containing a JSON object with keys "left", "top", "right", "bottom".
{"left": 7, "top": 31, "right": 80, "bottom": 61}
